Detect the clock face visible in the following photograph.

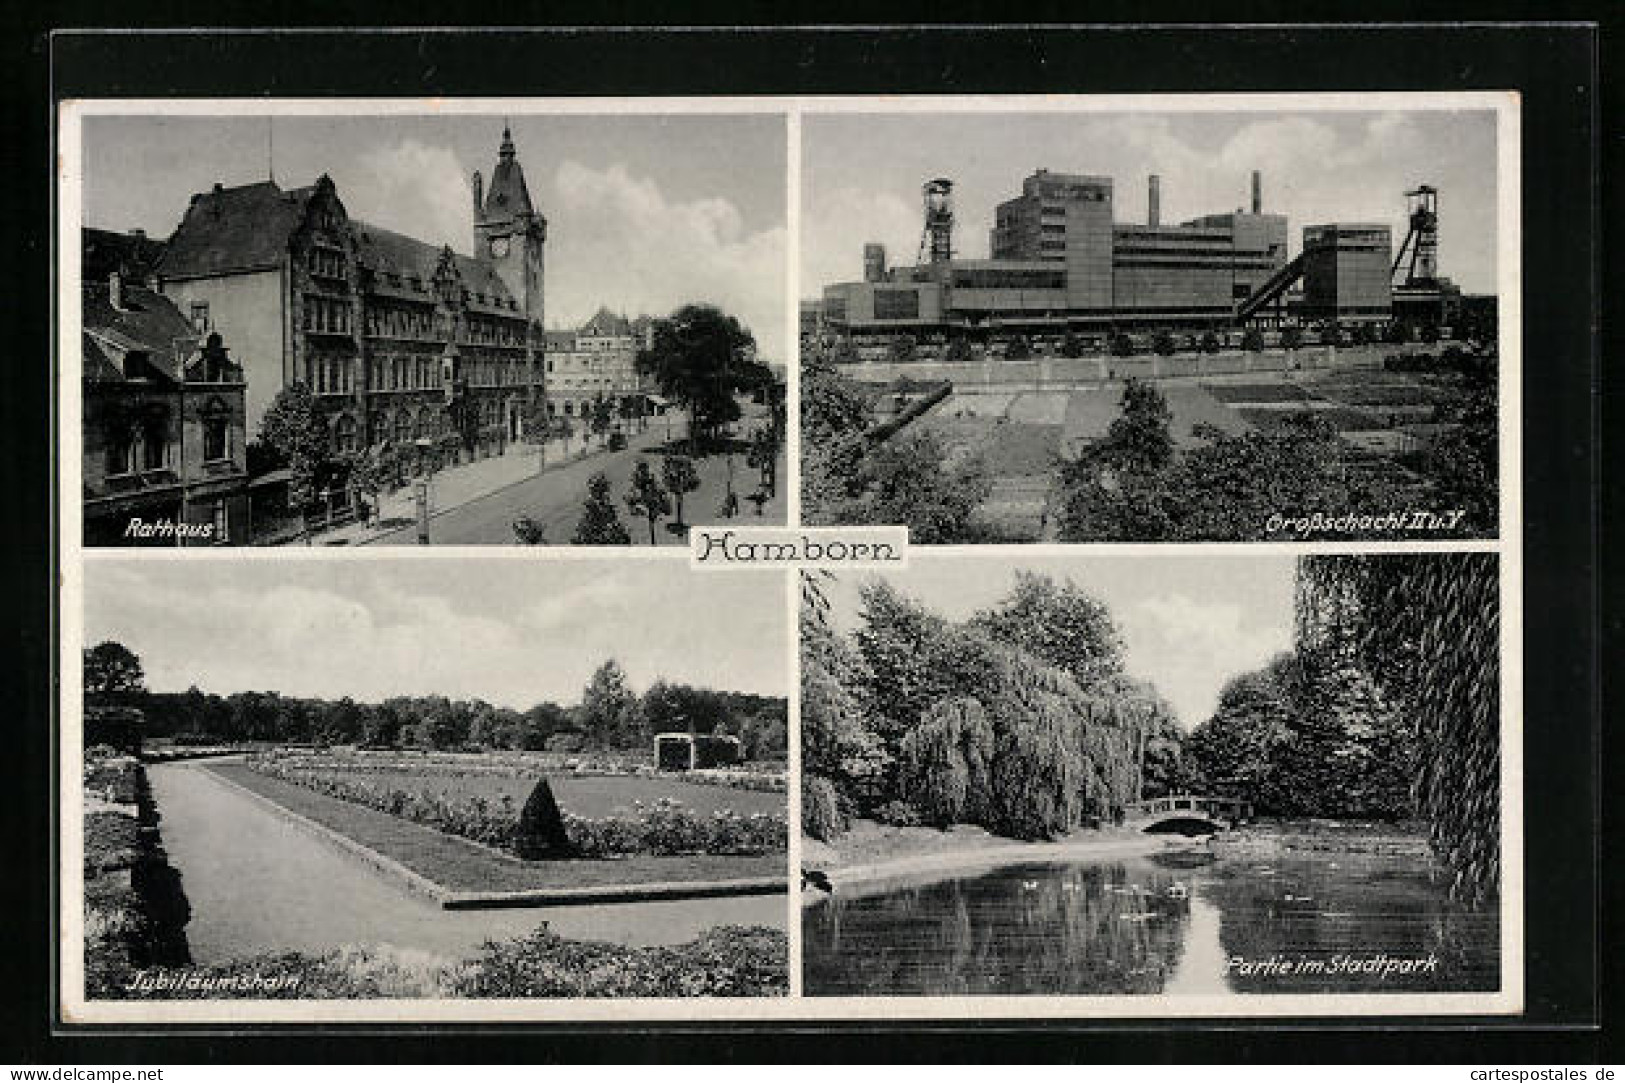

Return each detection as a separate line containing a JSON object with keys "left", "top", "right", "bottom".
{"left": 489, "top": 236, "right": 510, "bottom": 259}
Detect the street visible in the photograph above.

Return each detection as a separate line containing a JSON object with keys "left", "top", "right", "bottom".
{"left": 364, "top": 411, "right": 785, "bottom": 546}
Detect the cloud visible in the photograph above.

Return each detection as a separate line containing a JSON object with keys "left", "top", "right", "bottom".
{"left": 309, "top": 144, "right": 789, "bottom": 360}
{"left": 800, "top": 183, "right": 921, "bottom": 306}
{"left": 82, "top": 563, "right": 788, "bottom": 709}
{"left": 1121, "top": 593, "right": 1292, "bottom": 729}
{"left": 548, "top": 160, "right": 787, "bottom": 361}
{"left": 330, "top": 140, "right": 472, "bottom": 252}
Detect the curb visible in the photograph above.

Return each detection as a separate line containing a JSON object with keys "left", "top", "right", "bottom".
{"left": 192, "top": 762, "right": 789, "bottom": 911}
{"left": 442, "top": 875, "right": 788, "bottom": 910}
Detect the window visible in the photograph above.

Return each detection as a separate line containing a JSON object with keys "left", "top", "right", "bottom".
{"left": 334, "top": 414, "right": 359, "bottom": 453}
{"left": 203, "top": 415, "right": 230, "bottom": 462}
{"left": 104, "top": 428, "right": 135, "bottom": 477}
{"left": 141, "top": 420, "right": 167, "bottom": 471}
{"left": 211, "top": 501, "right": 230, "bottom": 543}
{"left": 394, "top": 411, "right": 412, "bottom": 444}
{"left": 189, "top": 302, "right": 210, "bottom": 333}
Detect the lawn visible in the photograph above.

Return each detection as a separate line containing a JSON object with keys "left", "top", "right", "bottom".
{"left": 204, "top": 761, "right": 785, "bottom": 894}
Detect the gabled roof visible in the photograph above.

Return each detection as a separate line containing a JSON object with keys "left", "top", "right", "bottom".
{"left": 580, "top": 306, "right": 633, "bottom": 338}
{"left": 82, "top": 228, "right": 166, "bottom": 282}
{"left": 157, "top": 181, "right": 318, "bottom": 279}
{"left": 542, "top": 329, "right": 578, "bottom": 352}
{"left": 82, "top": 281, "right": 200, "bottom": 384}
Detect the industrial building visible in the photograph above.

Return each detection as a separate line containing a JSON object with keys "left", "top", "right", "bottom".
{"left": 819, "top": 168, "right": 1457, "bottom": 338}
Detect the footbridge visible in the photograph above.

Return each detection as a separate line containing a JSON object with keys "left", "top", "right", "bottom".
{"left": 1124, "top": 794, "right": 1253, "bottom": 834}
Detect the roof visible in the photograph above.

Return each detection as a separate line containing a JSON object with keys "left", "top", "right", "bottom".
{"left": 82, "top": 227, "right": 166, "bottom": 282}
{"left": 542, "top": 329, "right": 578, "bottom": 352}
{"left": 81, "top": 281, "right": 200, "bottom": 384}
{"left": 479, "top": 126, "right": 535, "bottom": 222}
{"left": 350, "top": 221, "right": 518, "bottom": 313}
{"left": 158, "top": 181, "right": 318, "bottom": 279}
{"left": 580, "top": 306, "right": 633, "bottom": 338}
{"left": 155, "top": 177, "right": 520, "bottom": 314}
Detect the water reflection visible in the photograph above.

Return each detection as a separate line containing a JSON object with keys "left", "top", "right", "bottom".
{"left": 803, "top": 846, "right": 1497, "bottom": 996}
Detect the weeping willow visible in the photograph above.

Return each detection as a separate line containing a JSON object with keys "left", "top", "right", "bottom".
{"left": 1296, "top": 553, "right": 1500, "bottom": 905}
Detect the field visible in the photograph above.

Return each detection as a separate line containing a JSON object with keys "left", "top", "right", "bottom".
{"left": 204, "top": 760, "right": 785, "bottom": 894}
{"left": 882, "top": 363, "right": 1474, "bottom": 541}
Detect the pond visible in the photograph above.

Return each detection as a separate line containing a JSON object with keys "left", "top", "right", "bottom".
{"left": 802, "top": 846, "right": 1499, "bottom": 996}
{"left": 149, "top": 763, "right": 785, "bottom": 966}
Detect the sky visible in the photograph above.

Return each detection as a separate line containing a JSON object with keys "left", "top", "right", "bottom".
{"left": 803, "top": 109, "right": 1499, "bottom": 297}
{"left": 81, "top": 112, "right": 788, "bottom": 360}
{"left": 82, "top": 559, "right": 790, "bottom": 709}
{"left": 820, "top": 554, "right": 1299, "bottom": 731}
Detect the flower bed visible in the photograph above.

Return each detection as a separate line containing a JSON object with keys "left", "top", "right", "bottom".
{"left": 247, "top": 753, "right": 787, "bottom": 858}
{"left": 104, "top": 925, "right": 788, "bottom": 1000}
{"left": 285, "top": 748, "right": 788, "bottom": 792}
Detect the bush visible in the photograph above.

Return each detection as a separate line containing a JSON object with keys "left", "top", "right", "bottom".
{"left": 1241, "top": 328, "right": 1265, "bottom": 353}
{"left": 871, "top": 799, "right": 924, "bottom": 828}
{"left": 1109, "top": 332, "right": 1135, "bottom": 358}
{"left": 455, "top": 925, "right": 788, "bottom": 998}
{"left": 801, "top": 774, "right": 846, "bottom": 841}
{"left": 514, "top": 778, "right": 572, "bottom": 859}
{"left": 1151, "top": 331, "right": 1176, "bottom": 357}
{"left": 1199, "top": 331, "right": 1221, "bottom": 354}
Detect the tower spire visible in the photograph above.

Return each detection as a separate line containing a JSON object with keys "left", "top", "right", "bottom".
{"left": 500, "top": 120, "right": 516, "bottom": 161}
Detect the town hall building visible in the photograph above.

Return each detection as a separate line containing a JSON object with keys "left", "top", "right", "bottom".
{"left": 151, "top": 126, "right": 547, "bottom": 465}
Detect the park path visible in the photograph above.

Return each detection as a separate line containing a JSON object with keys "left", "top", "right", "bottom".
{"left": 148, "top": 761, "right": 782, "bottom": 965}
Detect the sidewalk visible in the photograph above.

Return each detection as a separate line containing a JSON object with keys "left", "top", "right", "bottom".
{"left": 301, "top": 431, "right": 653, "bottom": 546}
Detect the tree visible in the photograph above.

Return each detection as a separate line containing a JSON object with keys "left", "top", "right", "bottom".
{"left": 1184, "top": 656, "right": 1297, "bottom": 809}
{"left": 943, "top": 337, "right": 975, "bottom": 364}
{"left": 660, "top": 454, "right": 702, "bottom": 526}
{"left": 624, "top": 459, "right": 671, "bottom": 544}
{"left": 572, "top": 471, "right": 631, "bottom": 545}
{"left": 343, "top": 445, "right": 393, "bottom": 525}
{"left": 1200, "top": 331, "right": 1222, "bottom": 354}
{"left": 1152, "top": 330, "right": 1176, "bottom": 357}
{"left": 1005, "top": 335, "right": 1032, "bottom": 362}
{"left": 884, "top": 336, "right": 917, "bottom": 365}
{"left": 1281, "top": 326, "right": 1304, "bottom": 351}
{"left": 1241, "top": 327, "right": 1265, "bottom": 353}
{"left": 1110, "top": 332, "right": 1135, "bottom": 357}
{"left": 1419, "top": 322, "right": 1441, "bottom": 345}
{"left": 580, "top": 659, "right": 638, "bottom": 750}
{"left": 635, "top": 304, "right": 762, "bottom": 444}
{"left": 259, "top": 383, "right": 335, "bottom": 515}
{"left": 589, "top": 395, "right": 615, "bottom": 447}
{"left": 747, "top": 425, "right": 780, "bottom": 496}
{"left": 972, "top": 572, "right": 1128, "bottom": 690}
{"left": 84, "top": 641, "right": 145, "bottom": 700}
{"left": 1424, "top": 382, "right": 1498, "bottom": 535}
{"left": 898, "top": 696, "right": 995, "bottom": 828}
{"left": 1061, "top": 332, "right": 1087, "bottom": 359}
{"left": 1296, "top": 554, "right": 1501, "bottom": 905}
{"left": 514, "top": 778, "right": 573, "bottom": 859}
{"left": 552, "top": 414, "right": 577, "bottom": 455}
{"left": 844, "top": 429, "right": 992, "bottom": 543}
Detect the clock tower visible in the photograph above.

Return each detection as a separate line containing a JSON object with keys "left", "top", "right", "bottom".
{"left": 472, "top": 124, "right": 546, "bottom": 329}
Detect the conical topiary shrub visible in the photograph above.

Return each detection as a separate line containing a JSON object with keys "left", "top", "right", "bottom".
{"left": 514, "top": 777, "right": 573, "bottom": 859}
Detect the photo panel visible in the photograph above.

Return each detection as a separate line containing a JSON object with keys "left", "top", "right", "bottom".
{"left": 66, "top": 556, "right": 793, "bottom": 1021}
{"left": 798, "top": 549, "right": 1516, "bottom": 1015}
{"left": 798, "top": 101, "right": 1511, "bottom": 546}
{"left": 67, "top": 103, "right": 789, "bottom": 550}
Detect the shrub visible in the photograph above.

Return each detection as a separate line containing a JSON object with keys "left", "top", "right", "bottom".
{"left": 871, "top": 799, "right": 924, "bottom": 828}
{"left": 1109, "top": 332, "right": 1135, "bottom": 357}
{"left": 1151, "top": 330, "right": 1176, "bottom": 357}
{"left": 514, "top": 778, "right": 572, "bottom": 859}
{"left": 1199, "top": 331, "right": 1221, "bottom": 354}
{"left": 1241, "top": 328, "right": 1265, "bottom": 353}
{"left": 801, "top": 774, "right": 846, "bottom": 841}
{"left": 455, "top": 925, "right": 788, "bottom": 998}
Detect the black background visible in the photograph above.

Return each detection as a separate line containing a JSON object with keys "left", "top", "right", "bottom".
{"left": 8, "top": 14, "right": 1611, "bottom": 1064}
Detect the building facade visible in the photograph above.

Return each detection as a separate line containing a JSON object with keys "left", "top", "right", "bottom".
{"left": 82, "top": 271, "right": 252, "bottom": 546}
{"left": 153, "top": 127, "right": 545, "bottom": 463}
{"left": 823, "top": 167, "right": 1403, "bottom": 336}
{"left": 543, "top": 307, "right": 655, "bottom": 420}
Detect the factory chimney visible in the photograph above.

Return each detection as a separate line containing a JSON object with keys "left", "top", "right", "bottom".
{"left": 863, "top": 243, "right": 887, "bottom": 283}
{"left": 1148, "top": 175, "right": 1161, "bottom": 227}
{"left": 1251, "top": 170, "right": 1262, "bottom": 214}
